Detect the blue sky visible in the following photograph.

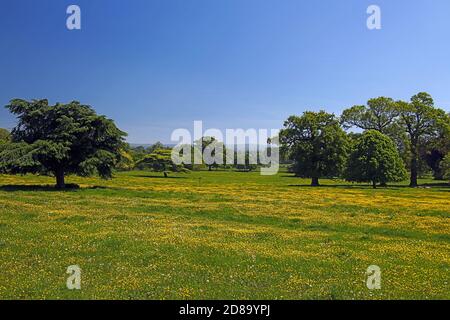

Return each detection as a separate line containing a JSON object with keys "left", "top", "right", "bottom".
{"left": 1, "top": 0, "right": 449, "bottom": 143}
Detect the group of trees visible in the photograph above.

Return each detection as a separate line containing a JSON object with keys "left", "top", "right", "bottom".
{"left": 0, "top": 93, "right": 448, "bottom": 188}
{"left": 119, "top": 136, "right": 258, "bottom": 175}
{"left": 280, "top": 92, "right": 450, "bottom": 187}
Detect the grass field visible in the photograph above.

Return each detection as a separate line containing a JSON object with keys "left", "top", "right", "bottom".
{"left": 0, "top": 170, "right": 449, "bottom": 299}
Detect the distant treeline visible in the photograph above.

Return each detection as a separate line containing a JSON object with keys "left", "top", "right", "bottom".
{"left": 116, "top": 92, "right": 450, "bottom": 187}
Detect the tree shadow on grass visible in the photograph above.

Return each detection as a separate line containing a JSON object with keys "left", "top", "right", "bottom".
{"left": 0, "top": 184, "right": 108, "bottom": 192}
{"left": 287, "top": 184, "right": 386, "bottom": 190}
{"left": 287, "top": 183, "right": 449, "bottom": 190}
{"left": 421, "top": 182, "right": 450, "bottom": 188}
{"left": 133, "top": 175, "right": 187, "bottom": 179}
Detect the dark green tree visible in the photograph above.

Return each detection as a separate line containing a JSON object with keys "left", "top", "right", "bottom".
{"left": 0, "top": 99, "right": 126, "bottom": 188}
{"left": 345, "top": 130, "right": 407, "bottom": 188}
{"left": 396, "top": 93, "right": 449, "bottom": 187}
{"left": 136, "top": 149, "right": 188, "bottom": 177}
{"left": 420, "top": 112, "right": 450, "bottom": 180}
{"left": 279, "top": 111, "right": 349, "bottom": 186}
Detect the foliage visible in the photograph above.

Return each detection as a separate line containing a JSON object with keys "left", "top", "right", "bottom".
{"left": 345, "top": 130, "right": 407, "bottom": 188}
{"left": 0, "top": 128, "right": 10, "bottom": 144}
{"left": 116, "top": 146, "right": 135, "bottom": 171}
{"left": 341, "top": 97, "right": 398, "bottom": 133}
{"left": 135, "top": 149, "right": 188, "bottom": 177}
{"left": 147, "top": 141, "right": 165, "bottom": 154}
{"left": 193, "top": 136, "right": 227, "bottom": 171}
{"left": 396, "top": 93, "right": 449, "bottom": 187}
{"left": 234, "top": 150, "right": 258, "bottom": 172}
{"left": 130, "top": 142, "right": 170, "bottom": 169}
{"left": 0, "top": 99, "right": 126, "bottom": 188}
{"left": 420, "top": 112, "right": 450, "bottom": 180}
{"left": 441, "top": 154, "right": 450, "bottom": 181}
{"left": 280, "top": 111, "right": 349, "bottom": 186}
{"left": 341, "top": 97, "right": 409, "bottom": 167}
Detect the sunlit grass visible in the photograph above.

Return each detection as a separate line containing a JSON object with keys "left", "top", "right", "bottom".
{"left": 0, "top": 170, "right": 448, "bottom": 299}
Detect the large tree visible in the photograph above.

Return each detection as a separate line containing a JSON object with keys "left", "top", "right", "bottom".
{"left": 396, "top": 93, "right": 449, "bottom": 187}
{"left": 0, "top": 99, "right": 126, "bottom": 188}
{"left": 345, "top": 130, "right": 407, "bottom": 188}
{"left": 279, "top": 111, "right": 349, "bottom": 186}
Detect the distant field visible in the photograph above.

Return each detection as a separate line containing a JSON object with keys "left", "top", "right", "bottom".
{"left": 0, "top": 170, "right": 449, "bottom": 299}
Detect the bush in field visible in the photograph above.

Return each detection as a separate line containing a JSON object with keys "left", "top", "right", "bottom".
{"left": 0, "top": 99, "right": 126, "bottom": 188}
{"left": 136, "top": 149, "right": 189, "bottom": 177}
{"left": 280, "top": 111, "right": 349, "bottom": 186}
{"left": 345, "top": 130, "right": 407, "bottom": 188}
{"left": 0, "top": 128, "right": 10, "bottom": 144}
{"left": 116, "top": 148, "right": 135, "bottom": 171}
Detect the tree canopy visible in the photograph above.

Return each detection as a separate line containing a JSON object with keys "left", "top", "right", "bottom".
{"left": 345, "top": 130, "right": 407, "bottom": 188}
{"left": 341, "top": 97, "right": 399, "bottom": 134}
{"left": 0, "top": 99, "right": 126, "bottom": 188}
{"left": 279, "top": 111, "right": 349, "bottom": 186}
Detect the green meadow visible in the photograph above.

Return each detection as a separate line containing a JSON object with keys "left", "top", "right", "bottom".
{"left": 0, "top": 170, "right": 449, "bottom": 299}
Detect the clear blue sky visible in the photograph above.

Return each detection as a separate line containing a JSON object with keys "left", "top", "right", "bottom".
{"left": 1, "top": 0, "right": 449, "bottom": 143}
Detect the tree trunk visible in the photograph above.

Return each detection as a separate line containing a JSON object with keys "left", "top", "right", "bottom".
{"left": 410, "top": 148, "right": 418, "bottom": 187}
{"left": 55, "top": 169, "right": 65, "bottom": 189}
{"left": 311, "top": 177, "right": 320, "bottom": 186}
{"left": 372, "top": 180, "right": 377, "bottom": 189}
